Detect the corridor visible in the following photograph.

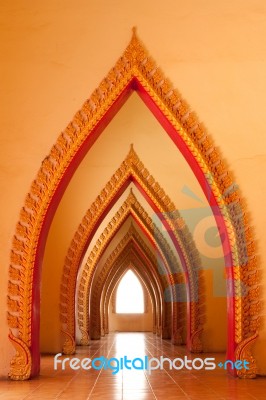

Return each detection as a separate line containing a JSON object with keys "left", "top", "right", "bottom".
{"left": 0, "top": 333, "right": 265, "bottom": 400}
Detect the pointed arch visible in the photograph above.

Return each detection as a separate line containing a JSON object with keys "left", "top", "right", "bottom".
{"left": 7, "top": 30, "right": 258, "bottom": 379}
{"left": 106, "top": 264, "right": 158, "bottom": 333}
{"left": 93, "top": 239, "right": 184, "bottom": 343}
{"left": 101, "top": 231, "right": 164, "bottom": 337}
{"left": 76, "top": 193, "right": 183, "bottom": 344}
{"left": 60, "top": 146, "right": 202, "bottom": 352}
{"left": 113, "top": 268, "right": 150, "bottom": 313}
{"left": 80, "top": 231, "right": 164, "bottom": 344}
{"left": 95, "top": 252, "right": 159, "bottom": 338}
{"left": 88, "top": 226, "right": 177, "bottom": 341}
{"left": 104, "top": 259, "right": 161, "bottom": 337}
{"left": 114, "top": 270, "right": 145, "bottom": 314}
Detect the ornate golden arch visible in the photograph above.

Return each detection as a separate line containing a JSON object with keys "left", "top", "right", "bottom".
{"left": 76, "top": 191, "right": 184, "bottom": 345}
{"left": 94, "top": 252, "right": 158, "bottom": 338}
{"left": 77, "top": 226, "right": 164, "bottom": 346}
{"left": 88, "top": 226, "right": 181, "bottom": 343}
{"left": 104, "top": 262, "right": 157, "bottom": 335}
{"left": 104, "top": 266, "right": 162, "bottom": 336}
{"left": 60, "top": 146, "right": 202, "bottom": 352}
{"left": 7, "top": 29, "right": 259, "bottom": 379}
{"left": 110, "top": 266, "right": 152, "bottom": 314}
{"left": 103, "top": 258, "right": 161, "bottom": 336}
{"left": 101, "top": 231, "right": 164, "bottom": 337}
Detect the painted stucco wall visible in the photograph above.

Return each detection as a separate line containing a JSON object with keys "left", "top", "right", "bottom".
{"left": 1, "top": 0, "right": 266, "bottom": 376}
{"left": 109, "top": 290, "right": 153, "bottom": 333}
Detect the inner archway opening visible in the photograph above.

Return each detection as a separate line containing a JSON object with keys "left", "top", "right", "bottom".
{"left": 116, "top": 269, "right": 144, "bottom": 314}
{"left": 108, "top": 267, "right": 154, "bottom": 333}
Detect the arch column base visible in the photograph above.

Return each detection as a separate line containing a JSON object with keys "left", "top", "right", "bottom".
{"left": 162, "top": 326, "right": 171, "bottom": 340}
{"left": 189, "top": 329, "right": 203, "bottom": 353}
{"left": 235, "top": 333, "right": 258, "bottom": 379}
{"left": 90, "top": 327, "right": 101, "bottom": 340}
{"left": 80, "top": 329, "right": 90, "bottom": 346}
{"left": 8, "top": 332, "right": 32, "bottom": 381}
{"left": 171, "top": 328, "right": 183, "bottom": 345}
{"left": 62, "top": 330, "right": 76, "bottom": 355}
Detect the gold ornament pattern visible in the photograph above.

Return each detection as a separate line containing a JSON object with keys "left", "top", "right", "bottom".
{"left": 76, "top": 192, "right": 184, "bottom": 342}
{"left": 8, "top": 331, "right": 31, "bottom": 381}
{"left": 88, "top": 226, "right": 174, "bottom": 340}
{"left": 91, "top": 254, "right": 158, "bottom": 340}
{"left": 110, "top": 266, "right": 151, "bottom": 315}
{"left": 7, "top": 28, "right": 259, "bottom": 379}
{"left": 102, "top": 247, "right": 162, "bottom": 336}
{"left": 235, "top": 331, "right": 258, "bottom": 378}
{"left": 60, "top": 146, "right": 203, "bottom": 353}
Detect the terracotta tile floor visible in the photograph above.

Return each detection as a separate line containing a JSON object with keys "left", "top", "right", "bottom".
{"left": 0, "top": 333, "right": 265, "bottom": 399}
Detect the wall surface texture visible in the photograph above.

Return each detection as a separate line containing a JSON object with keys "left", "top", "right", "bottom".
{"left": 1, "top": 0, "right": 266, "bottom": 376}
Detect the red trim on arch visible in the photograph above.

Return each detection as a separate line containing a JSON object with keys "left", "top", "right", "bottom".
{"left": 30, "top": 77, "right": 236, "bottom": 377}
{"left": 134, "top": 78, "right": 235, "bottom": 366}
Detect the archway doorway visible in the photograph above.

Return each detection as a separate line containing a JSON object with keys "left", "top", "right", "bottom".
{"left": 7, "top": 30, "right": 258, "bottom": 380}
{"left": 108, "top": 269, "right": 153, "bottom": 333}
{"left": 115, "top": 270, "right": 145, "bottom": 314}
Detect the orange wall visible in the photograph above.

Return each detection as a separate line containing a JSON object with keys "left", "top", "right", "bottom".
{"left": 109, "top": 293, "right": 153, "bottom": 333}
{"left": 1, "top": 0, "right": 266, "bottom": 377}
{"left": 109, "top": 314, "right": 153, "bottom": 333}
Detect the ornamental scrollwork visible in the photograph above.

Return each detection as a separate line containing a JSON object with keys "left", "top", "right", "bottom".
{"left": 8, "top": 28, "right": 258, "bottom": 379}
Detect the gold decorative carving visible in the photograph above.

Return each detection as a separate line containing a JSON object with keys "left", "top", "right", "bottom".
{"left": 79, "top": 329, "right": 90, "bottom": 346}
{"left": 77, "top": 191, "right": 184, "bottom": 339}
{"left": 235, "top": 332, "right": 258, "bottom": 378}
{"left": 8, "top": 331, "right": 31, "bottom": 381}
{"left": 101, "top": 240, "right": 163, "bottom": 337}
{"left": 7, "top": 29, "right": 258, "bottom": 379}
{"left": 61, "top": 330, "right": 75, "bottom": 355}
{"left": 60, "top": 146, "right": 202, "bottom": 353}
{"left": 172, "top": 327, "right": 183, "bottom": 345}
{"left": 190, "top": 329, "right": 203, "bottom": 353}
{"left": 90, "top": 228, "right": 165, "bottom": 339}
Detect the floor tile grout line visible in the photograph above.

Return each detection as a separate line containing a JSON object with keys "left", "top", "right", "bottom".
{"left": 2, "top": 333, "right": 266, "bottom": 400}
{"left": 87, "top": 335, "right": 120, "bottom": 399}
{"left": 143, "top": 337, "right": 190, "bottom": 399}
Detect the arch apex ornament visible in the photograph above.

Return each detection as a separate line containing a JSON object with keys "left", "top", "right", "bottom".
{"left": 7, "top": 30, "right": 259, "bottom": 379}
{"left": 132, "top": 26, "right": 137, "bottom": 36}
{"left": 124, "top": 27, "right": 146, "bottom": 66}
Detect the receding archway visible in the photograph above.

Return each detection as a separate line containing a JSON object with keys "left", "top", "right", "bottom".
{"left": 105, "top": 262, "right": 159, "bottom": 336}
{"left": 88, "top": 226, "right": 176, "bottom": 343}
{"left": 60, "top": 149, "right": 202, "bottom": 354}
{"left": 7, "top": 29, "right": 258, "bottom": 380}
{"left": 100, "top": 233, "right": 164, "bottom": 338}
{"left": 116, "top": 270, "right": 144, "bottom": 313}
{"left": 76, "top": 193, "right": 181, "bottom": 345}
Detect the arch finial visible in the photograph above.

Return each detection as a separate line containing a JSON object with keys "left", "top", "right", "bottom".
{"left": 132, "top": 26, "right": 137, "bottom": 39}
{"left": 124, "top": 27, "right": 146, "bottom": 64}
{"left": 128, "top": 143, "right": 137, "bottom": 160}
